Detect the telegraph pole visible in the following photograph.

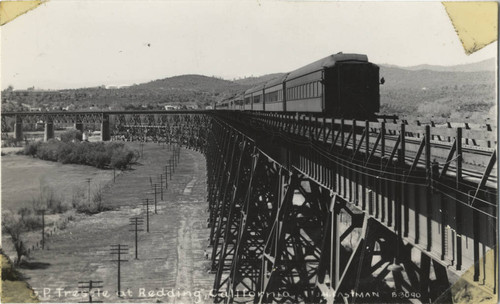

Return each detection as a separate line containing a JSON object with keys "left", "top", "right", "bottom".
{"left": 164, "top": 166, "right": 169, "bottom": 189}
{"left": 38, "top": 209, "right": 46, "bottom": 249}
{"left": 142, "top": 198, "right": 150, "bottom": 232}
{"left": 110, "top": 245, "right": 128, "bottom": 297}
{"left": 129, "top": 217, "right": 144, "bottom": 259}
{"left": 153, "top": 184, "right": 158, "bottom": 214}
{"left": 159, "top": 175, "right": 164, "bottom": 200}
{"left": 78, "top": 280, "right": 103, "bottom": 303}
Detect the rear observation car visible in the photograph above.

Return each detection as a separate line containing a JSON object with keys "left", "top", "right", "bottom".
{"left": 285, "top": 53, "right": 380, "bottom": 120}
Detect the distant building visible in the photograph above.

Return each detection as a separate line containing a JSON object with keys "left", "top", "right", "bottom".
{"left": 164, "top": 105, "right": 179, "bottom": 111}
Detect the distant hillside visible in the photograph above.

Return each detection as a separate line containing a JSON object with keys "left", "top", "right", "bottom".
{"left": 391, "top": 58, "right": 495, "bottom": 72}
{"left": 233, "top": 73, "right": 286, "bottom": 87}
{"left": 2, "top": 75, "right": 253, "bottom": 111}
{"left": 379, "top": 66, "right": 495, "bottom": 89}
{"left": 135, "top": 74, "right": 248, "bottom": 93}
{"left": 378, "top": 65, "right": 496, "bottom": 122}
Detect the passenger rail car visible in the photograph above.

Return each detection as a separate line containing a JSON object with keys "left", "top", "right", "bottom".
{"left": 216, "top": 53, "right": 381, "bottom": 120}
{"left": 264, "top": 73, "right": 288, "bottom": 112}
{"left": 215, "top": 95, "right": 243, "bottom": 110}
{"left": 244, "top": 84, "right": 265, "bottom": 111}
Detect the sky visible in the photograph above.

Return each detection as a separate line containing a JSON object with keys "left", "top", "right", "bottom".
{"left": 0, "top": 0, "right": 497, "bottom": 90}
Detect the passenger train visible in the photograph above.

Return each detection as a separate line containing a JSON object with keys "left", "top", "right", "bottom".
{"left": 215, "top": 52, "right": 381, "bottom": 120}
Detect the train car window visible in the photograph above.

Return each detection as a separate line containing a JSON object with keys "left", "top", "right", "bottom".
{"left": 266, "top": 91, "right": 277, "bottom": 103}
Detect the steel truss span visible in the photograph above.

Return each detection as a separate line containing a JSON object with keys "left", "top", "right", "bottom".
{"left": 206, "top": 113, "right": 497, "bottom": 304}
{"left": 1, "top": 110, "right": 497, "bottom": 303}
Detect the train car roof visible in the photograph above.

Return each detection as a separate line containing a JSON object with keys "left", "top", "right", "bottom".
{"left": 287, "top": 53, "right": 368, "bottom": 81}
{"left": 245, "top": 83, "right": 265, "bottom": 95}
{"left": 265, "top": 73, "right": 289, "bottom": 88}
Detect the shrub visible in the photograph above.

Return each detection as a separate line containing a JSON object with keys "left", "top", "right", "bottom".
{"left": 71, "top": 186, "right": 86, "bottom": 208}
{"left": 2, "top": 137, "right": 21, "bottom": 148}
{"left": 17, "top": 207, "right": 32, "bottom": 219}
{"left": 60, "top": 129, "right": 82, "bottom": 142}
{"left": 73, "top": 185, "right": 111, "bottom": 215}
{"left": 32, "top": 186, "right": 68, "bottom": 215}
{"left": 23, "top": 142, "right": 40, "bottom": 157}
{"left": 22, "top": 140, "right": 138, "bottom": 170}
{"left": 110, "top": 149, "right": 135, "bottom": 170}
{"left": 22, "top": 216, "right": 43, "bottom": 231}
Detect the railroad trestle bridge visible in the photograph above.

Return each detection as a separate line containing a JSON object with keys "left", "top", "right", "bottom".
{"left": 1, "top": 110, "right": 497, "bottom": 303}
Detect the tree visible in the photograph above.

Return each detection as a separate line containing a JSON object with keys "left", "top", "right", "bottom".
{"left": 2, "top": 212, "right": 29, "bottom": 265}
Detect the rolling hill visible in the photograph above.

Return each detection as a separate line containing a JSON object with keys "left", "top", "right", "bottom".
{"left": 135, "top": 74, "right": 248, "bottom": 94}
{"left": 378, "top": 64, "right": 495, "bottom": 122}
{"left": 397, "top": 58, "right": 496, "bottom": 73}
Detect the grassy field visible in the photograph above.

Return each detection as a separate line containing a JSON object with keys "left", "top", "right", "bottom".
{"left": 3, "top": 142, "right": 214, "bottom": 303}
{"left": 1, "top": 153, "right": 115, "bottom": 213}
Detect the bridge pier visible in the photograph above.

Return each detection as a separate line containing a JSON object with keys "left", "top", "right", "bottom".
{"left": 44, "top": 119, "right": 54, "bottom": 141}
{"left": 101, "top": 114, "right": 110, "bottom": 141}
{"left": 74, "top": 122, "right": 84, "bottom": 141}
{"left": 14, "top": 115, "right": 23, "bottom": 141}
